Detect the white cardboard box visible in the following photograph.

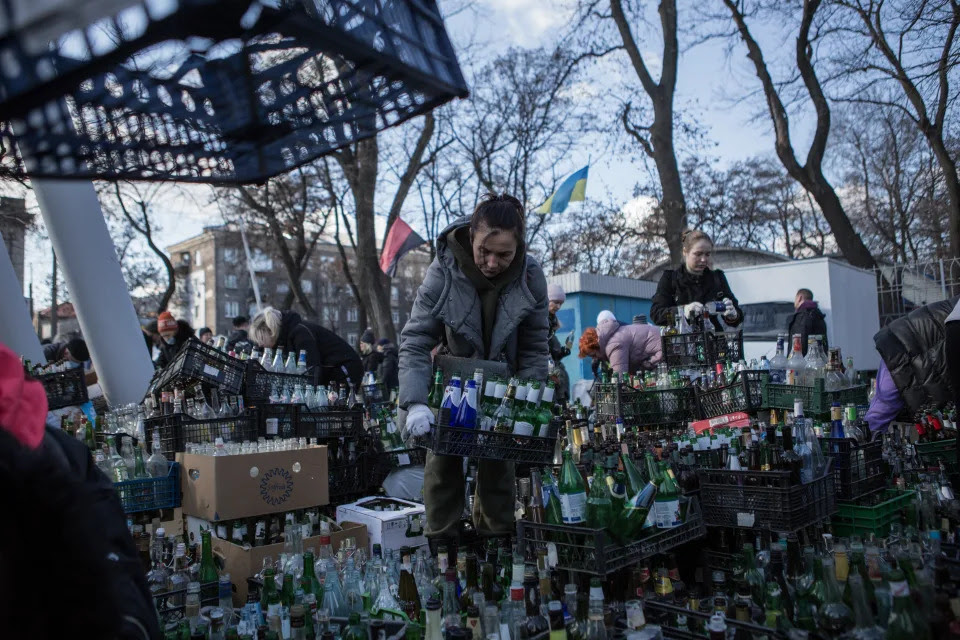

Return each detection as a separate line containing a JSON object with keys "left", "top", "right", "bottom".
{"left": 335, "top": 496, "right": 427, "bottom": 554}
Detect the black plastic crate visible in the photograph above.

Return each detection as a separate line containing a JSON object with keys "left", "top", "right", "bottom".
{"left": 143, "top": 410, "right": 259, "bottom": 461}
{"left": 114, "top": 462, "right": 181, "bottom": 514}
{"left": 369, "top": 445, "right": 427, "bottom": 488}
{"left": 258, "top": 404, "right": 300, "bottom": 440}
{"left": 153, "top": 581, "right": 218, "bottom": 629}
{"left": 697, "top": 459, "right": 836, "bottom": 532}
{"left": 516, "top": 499, "right": 706, "bottom": 575}
{"left": 661, "top": 330, "right": 744, "bottom": 368}
{"left": 329, "top": 451, "right": 369, "bottom": 498}
{"left": 696, "top": 370, "right": 768, "bottom": 419}
{"left": 243, "top": 361, "right": 319, "bottom": 406}
{"left": 819, "top": 437, "right": 885, "bottom": 501}
{"left": 298, "top": 407, "right": 363, "bottom": 440}
{"left": 417, "top": 410, "right": 559, "bottom": 465}
{"left": 633, "top": 386, "right": 699, "bottom": 428}
{"left": 148, "top": 338, "right": 245, "bottom": 396}
{"left": 36, "top": 366, "right": 88, "bottom": 409}
{"left": 592, "top": 382, "right": 639, "bottom": 424}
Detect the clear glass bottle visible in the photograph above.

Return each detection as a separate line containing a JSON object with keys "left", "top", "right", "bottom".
{"left": 785, "top": 334, "right": 806, "bottom": 385}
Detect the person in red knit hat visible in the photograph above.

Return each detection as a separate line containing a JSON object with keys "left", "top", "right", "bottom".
{"left": 154, "top": 310, "right": 194, "bottom": 368}
{"left": 0, "top": 342, "right": 160, "bottom": 638}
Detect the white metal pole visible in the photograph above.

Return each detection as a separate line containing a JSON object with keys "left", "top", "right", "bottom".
{"left": 238, "top": 221, "right": 262, "bottom": 311}
{"left": 32, "top": 178, "right": 154, "bottom": 406}
{"left": 0, "top": 236, "right": 45, "bottom": 363}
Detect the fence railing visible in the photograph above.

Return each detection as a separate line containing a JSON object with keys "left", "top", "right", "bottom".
{"left": 874, "top": 258, "right": 960, "bottom": 326}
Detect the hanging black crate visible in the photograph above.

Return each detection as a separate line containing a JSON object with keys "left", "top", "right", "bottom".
{"left": 697, "top": 460, "right": 836, "bottom": 532}
{"left": 144, "top": 409, "right": 259, "bottom": 461}
{"left": 243, "top": 361, "right": 319, "bottom": 406}
{"left": 0, "top": 0, "right": 469, "bottom": 184}
{"left": 516, "top": 499, "right": 706, "bottom": 575}
{"left": 819, "top": 437, "right": 885, "bottom": 501}
{"left": 147, "top": 338, "right": 245, "bottom": 396}
{"left": 695, "top": 370, "right": 768, "bottom": 419}
{"left": 36, "top": 365, "right": 88, "bottom": 409}
{"left": 661, "top": 330, "right": 744, "bottom": 368}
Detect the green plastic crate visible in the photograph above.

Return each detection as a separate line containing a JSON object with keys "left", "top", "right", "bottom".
{"left": 830, "top": 489, "right": 915, "bottom": 538}
{"left": 761, "top": 377, "right": 868, "bottom": 414}
{"left": 915, "top": 438, "right": 959, "bottom": 475}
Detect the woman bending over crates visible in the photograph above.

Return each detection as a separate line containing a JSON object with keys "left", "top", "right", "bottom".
{"left": 650, "top": 229, "right": 743, "bottom": 332}
{"left": 397, "top": 193, "right": 550, "bottom": 542}
{"left": 578, "top": 310, "right": 663, "bottom": 375}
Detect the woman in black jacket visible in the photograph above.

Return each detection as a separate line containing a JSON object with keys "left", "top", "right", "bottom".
{"left": 650, "top": 229, "right": 743, "bottom": 331}
{"left": 250, "top": 307, "right": 364, "bottom": 386}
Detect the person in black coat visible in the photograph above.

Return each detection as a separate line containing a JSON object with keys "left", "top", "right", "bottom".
{"left": 649, "top": 229, "right": 743, "bottom": 331}
{"left": 358, "top": 328, "right": 384, "bottom": 374}
{"left": 250, "top": 307, "right": 364, "bottom": 386}
{"left": 376, "top": 338, "right": 400, "bottom": 395}
{"left": 225, "top": 315, "right": 253, "bottom": 355}
{"left": 154, "top": 312, "right": 194, "bottom": 369}
{"left": 787, "top": 288, "right": 828, "bottom": 355}
{"left": 0, "top": 342, "right": 160, "bottom": 640}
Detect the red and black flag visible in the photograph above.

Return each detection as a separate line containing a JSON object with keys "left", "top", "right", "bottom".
{"left": 380, "top": 218, "right": 426, "bottom": 277}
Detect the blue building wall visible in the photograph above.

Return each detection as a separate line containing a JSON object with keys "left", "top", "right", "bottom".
{"left": 553, "top": 292, "right": 654, "bottom": 387}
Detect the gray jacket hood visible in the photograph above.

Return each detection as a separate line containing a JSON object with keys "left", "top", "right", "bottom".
{"left": 397, "top": 218, "right": 550, "bottom": 409}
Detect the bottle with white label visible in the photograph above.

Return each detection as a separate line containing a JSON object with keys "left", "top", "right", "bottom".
{"left": 558, "top": 449, "right": 587, "bottom": 524}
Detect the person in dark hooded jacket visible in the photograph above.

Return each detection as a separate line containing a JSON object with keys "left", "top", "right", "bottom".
{"left": 225, "top": 315, "right": 253, "bottom": 355}
{"left": 376, "top": 338, "right": 399, "bottom": 395}
{"left": 154, "top": 311, "right": 194, "bottom": 369}
{"left": 250, "top": 307, "right": 363, "bottom": 386}
{"left": 787, "top": 288, "right": 828, "bottom": 355}
{"left": 0, "top": 341, "right": 160, "bottom": 640}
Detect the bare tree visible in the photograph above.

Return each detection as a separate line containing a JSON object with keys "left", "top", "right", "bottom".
{"left": 721, "top": 0, "right": 876, "bottom": 268}
{"left": 216, "top": 164, "right": 332, "bottom": 317}
{"left": 97, "top": 181, "right": 178, "bottom": 312}
{"left": 829, "top": 0, "right": 960, "bottom": 255}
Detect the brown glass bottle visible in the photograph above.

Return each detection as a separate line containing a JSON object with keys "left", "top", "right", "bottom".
{"left": 779, "top": 426, "right": 803, "bottom": 483}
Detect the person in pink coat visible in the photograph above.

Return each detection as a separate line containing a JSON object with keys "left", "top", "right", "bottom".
{"left": 589, "top": 310, "right": 663, "bottom": 374}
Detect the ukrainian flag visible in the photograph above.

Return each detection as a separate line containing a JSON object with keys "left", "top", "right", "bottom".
{"left": 536, "top": 165, "right": 589, "bottom": 214}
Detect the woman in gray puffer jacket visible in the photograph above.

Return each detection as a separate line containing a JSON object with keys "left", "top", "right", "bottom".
{"left": 398, "top": 194, "right": 550, "bottom": 540}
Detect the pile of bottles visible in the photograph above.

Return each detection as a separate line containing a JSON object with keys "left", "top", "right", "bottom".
{"left": 149, "top": 383, "right": 247, "bottom": 421}
{"left": 21, "top": 354, "right": 82, "bottom": 376}
{"left": 94, "top": 430, "right": 170, "bottom": 486}
{"left": 428, "top": 370, "right": 558, "bottom": 438}
{"left": 183, "top": 436, "right": 324, "bottom": 456}
{"left": 763, "top": 333, "right": 860, "bottom": 390}
{"left": 252, "top": 348, "right": 310, "bottom": 375}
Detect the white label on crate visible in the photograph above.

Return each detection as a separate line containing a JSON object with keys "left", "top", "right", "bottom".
{"left": 396, "top": 453, "right": 411, "bottom": 466}
{"left": 266, "top": 418, "right": 279, "bottom": 436}
{"left": 203, "top": 364, "right": 221, "bottom": 378}
{"left": 737, "top": 512, "right": 756, "bottom": 528}
{"left": 559, "top": 491, "right": 586, "bottom": 524}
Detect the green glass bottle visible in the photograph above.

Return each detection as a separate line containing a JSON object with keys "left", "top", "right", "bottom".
{"left": 301, "top": 551, "right": 322, "bottom": 597}
{"left": 608, "top": 471, "right": 627, "bottom": 514}
{"left": 806, "top": 549, "right": 826, "bottom": 608}
{"left": 654, "top": 462, "right": 681, "bottom": 528}
{"left": 541, "top": 472, "right": 564, "bottom": 525}
{"left": 585, "top": 465, "right": 614, "bottom": 529}
{"left": 513, "top": 382, "right": 540, "bottom": 436}
{"left": 133, "top": 445, "right": 150, "bottom": 479}
{"left": 818, "top": 557, "right": 852, "bottom": 635}
{"left": 492, "top": 380, "right": 518, "bottom": 434}
{"left": 198, "top": 529, "right": 219, "bottom": 583}
{"left": 280, "top": 572, "right": 295, "bottom": 608}
{"left": 427, "top": 370, "right": 445, "bottom": 411}
{"left": 620, "top": 453, "right": 646, "bottom": 498}
{"left": 885, "top": 570, "right": 918, "bottom": 639}
{"left": 763, "top": 583, "right": 783, "bottom": 629}
{"left": 558, "top": 450, "right": 587, "bottom": 525}
{"left": 536, "top": 382, "right": 556, "bottom": 433}
{"left": 610, "top": 481, "right": 658, "bottom": 544}
{"left": 261, "top": 568, "right": 281, "bottom": 619}
{"left": 741, "top": 544, "right": 766, "bottom": 605}
{"left": 345, "top": 611, "right": 366, "bottom": 640}
{"left": 84, "top": 416, "right": 97, "bottom": 450}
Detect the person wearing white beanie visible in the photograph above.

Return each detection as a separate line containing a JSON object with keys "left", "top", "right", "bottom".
{"left": 547, "top": 283, "right": 571, "bottom": 404}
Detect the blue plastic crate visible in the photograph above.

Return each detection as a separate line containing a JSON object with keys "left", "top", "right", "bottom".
{"left": 114, "top": 462, "right": 181, "bottom": 514}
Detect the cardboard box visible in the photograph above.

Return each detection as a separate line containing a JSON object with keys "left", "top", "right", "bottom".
{"left": 335, "top": 496, "right": 427, "bottom": 555}
{"left": 178, "top": 446, "right": 329, "bottom": 521}
{"left": 212, "top": 520, "right": 368, "bottom": 606}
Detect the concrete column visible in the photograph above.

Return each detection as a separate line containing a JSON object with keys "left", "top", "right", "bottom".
{"left": 33, "top": 178, "right": 154, "bottom": 406}
{"left": 0, "top": 235, "right": 44, "bottom": 363}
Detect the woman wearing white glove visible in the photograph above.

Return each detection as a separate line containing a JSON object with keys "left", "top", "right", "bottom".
{"left": 649, "top": 229, "right": 743, "bottom": 331}
{"left": 397, "top": 194, "right": 550, "bottom": 542}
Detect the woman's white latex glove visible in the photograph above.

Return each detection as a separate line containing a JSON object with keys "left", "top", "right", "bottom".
{"left": 683, "top": 302, "right": 704, "bottom": 320}
{"left": 722, "top": 297, "right": 738, "bottom": 320}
